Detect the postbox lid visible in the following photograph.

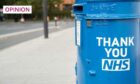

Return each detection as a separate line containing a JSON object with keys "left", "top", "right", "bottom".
{"left": 75, "top": 0, "right": 140, "bottom": 2}
{"left": 73, "top": 2, "right": 140, "bottom": 19}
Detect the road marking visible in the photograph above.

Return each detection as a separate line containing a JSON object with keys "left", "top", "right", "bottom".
{"left": 0, "top": 28, "right": 43, "bottom": 40}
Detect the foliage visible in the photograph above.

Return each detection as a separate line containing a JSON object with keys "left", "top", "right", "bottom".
{"left": 0, "top": 0, "right": 72, "bottom": 20}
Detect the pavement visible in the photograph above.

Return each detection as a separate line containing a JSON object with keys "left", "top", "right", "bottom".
{"left": 0, "top": 28, "right": 77, "bottom": 84}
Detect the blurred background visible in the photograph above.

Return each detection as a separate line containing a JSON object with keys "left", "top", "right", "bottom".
{"left": 0, "top": 1, "right": 76, "bottom": 84}
{"left": 0, "top": 0, "right": 75, "bottom": 50}
{"left": 0, "top": 0, "right": 74, "bottom": 21}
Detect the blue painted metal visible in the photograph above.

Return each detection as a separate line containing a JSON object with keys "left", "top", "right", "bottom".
{"left": 73, "top": 0, "right": 140, "bottom": 84}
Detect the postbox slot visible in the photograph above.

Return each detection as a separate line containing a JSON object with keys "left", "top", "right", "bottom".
{"left": 74, "top": 5, "right": 83, "bottom": 12}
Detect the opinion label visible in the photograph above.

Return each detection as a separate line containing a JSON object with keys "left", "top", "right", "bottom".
{"left": 3, "top": 6, "right": 32, "bottom": 14}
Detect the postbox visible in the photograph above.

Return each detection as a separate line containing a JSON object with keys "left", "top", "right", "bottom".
{"left": 73, "top": 0, "right": 140, "bottom": 84}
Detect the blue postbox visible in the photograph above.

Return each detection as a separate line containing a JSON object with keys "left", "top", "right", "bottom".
{"left": 73, "top": 0, "right": 140, "bottom": 84}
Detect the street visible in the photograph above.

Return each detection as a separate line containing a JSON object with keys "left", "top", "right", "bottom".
{"left": 0, "top": 21, "right": 43, "bottom": 35}
{"left": 0, "top": 20, "right": 74, "bottom": 35}
{"left": 0, "top": 20, "right": 74, "bottom": 50}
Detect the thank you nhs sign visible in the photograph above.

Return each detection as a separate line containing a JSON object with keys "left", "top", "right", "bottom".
{"left": 96, "top": 37, "right": 134, "bottom": 71}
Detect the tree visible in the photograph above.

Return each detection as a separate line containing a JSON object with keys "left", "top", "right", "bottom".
{"left": 0, "top": 0, "right": 6, "bottom": 8}
{"left": 31, "top": 0, "right": 43, "bottom": 19}
{"left": 48, "top": 0, "right": 63, "bottom": 5}
{"left": 0, "top": 0, "right": 70, "bottom": 20}
{"left": 48, "top": 0, "right": 63, "bottom": 19}
{"left": 0, "top": 0, "right": 32, "bottom": 8}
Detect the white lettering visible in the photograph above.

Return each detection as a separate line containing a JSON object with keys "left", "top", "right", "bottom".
{"left": 112, "top": 38, "right": 119, "bottom": 47}
{"left": 96, "top": 37, "right": 103, "bottom": 46}
{"left": 129, "top": 37, "right": 134, "bottom": 46}
{"left": 97, "top": 36, "right": 133, "bottom": 72}
{"left": 112, "top": 48, "right": 120, "bottom": 57}
{"left": 3, "top": 6, "right": 32, "bottom": 14}
{"left": 105, "top": 48, "right": 112, "bottom": 57}
{"left": 103, "top": 38, "right": 111, "bottom": 47}
{"left": 96, "top": 37, "right": 135, "bottom": 47}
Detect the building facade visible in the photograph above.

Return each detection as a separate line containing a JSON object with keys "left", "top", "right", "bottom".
{"left": 63, "top": 0, "right": 75, "bottom": 4}
{"left": 60, "top": 0, "right": 75, "bottom": 11}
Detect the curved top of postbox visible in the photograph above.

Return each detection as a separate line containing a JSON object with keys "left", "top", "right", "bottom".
{"left": 73, "top": 1, "right": 140, "bottom": 19}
